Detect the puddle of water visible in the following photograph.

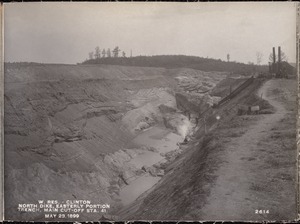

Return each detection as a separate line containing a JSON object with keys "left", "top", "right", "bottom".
{"left": 128, "top": 126, "right": 182, "bottom": 169}
{"left": 129, "top": 151, "right": 164, "bottom": 169}
{"left": 120, "top": 174, "right": 161, "bottom": 206}
{"left": 159, "top": 132, "right": 184, "bottom": 153}
{"left": 119, "top": 126, "right": 183, "bottom": 206}
{"left": 134, "top": 126, "right": 183, "bottom": 154}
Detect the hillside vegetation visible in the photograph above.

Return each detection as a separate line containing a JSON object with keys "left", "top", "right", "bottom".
{"left": 82, "top": 55, "right": 268, "bottom": 74}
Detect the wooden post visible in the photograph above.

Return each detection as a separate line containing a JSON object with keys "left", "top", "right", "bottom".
{"left": 272, "top": 47, "right": 276, "bottom": 63}
{"left": 278, "top": 46, "right": 281, "bottom": 77}
{"left": 273, "top": 47, "right": 276, "bottom": 75}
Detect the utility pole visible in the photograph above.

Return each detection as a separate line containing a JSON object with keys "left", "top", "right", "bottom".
{"left": 278, "top": 46, "right": 281, "bottom": 77}
{"left": 272, "top": 47, "right": 276, "bottom": 64}
{"left": 272, "top": 47, "right": 276, "bottom": 74}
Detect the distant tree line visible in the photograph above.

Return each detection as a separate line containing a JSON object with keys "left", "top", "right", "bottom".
{"left": 81, "top": 55, "right": 269, "bottom": 75}
{"left": 88, "top": 46, "right": 127, "bottom": 60}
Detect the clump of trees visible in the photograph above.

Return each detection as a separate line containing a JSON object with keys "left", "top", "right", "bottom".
{"left": 82, "top": 54, "right": 269, "bottom": 74}
{"left": 88, "top": 46, "right": 127, "bottom": 60}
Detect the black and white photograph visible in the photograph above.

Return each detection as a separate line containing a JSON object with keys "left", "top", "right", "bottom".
{"left": 2, "top": 2, "right": 298, "bottom": 221}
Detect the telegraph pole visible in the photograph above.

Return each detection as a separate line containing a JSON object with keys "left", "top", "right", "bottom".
{"left": 278, "top": 46, "right": 281, "bottom": 77}
{"left": 272, "top": 47, "right": 276, "bottom": 74}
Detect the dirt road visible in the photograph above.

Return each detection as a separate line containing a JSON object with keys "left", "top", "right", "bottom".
{"left": 201, "top": 79, "right": 297, "bottom": 221}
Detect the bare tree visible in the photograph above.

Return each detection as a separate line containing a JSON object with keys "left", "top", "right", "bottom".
{"left": 256, "top": 52, "right": 263, "bottom": 65}
{"left": 227, "top": 54, "right": 230, "bottom": 62}
{"left": 269, "top": 51, "right": 288, "bottom": 63}
{"left": 280, "top": 51, "right": 288, "bottom": 62}
{"left": 113, "top": 46, "right": 121, "bottom": 58}
{"left": 102, "top": 49, "right": 106, "bottom": 58}
{"left": 88, "top": 52, "right": 94, "bottom": 60}
{"left": 107, "top": 48, "right": 111, "bottom": 58}
{"left": 94, "top": 46, "right": 101, "bottom": 59}
{"left": 268, "top": 53, "right": 274, "bottom": 63}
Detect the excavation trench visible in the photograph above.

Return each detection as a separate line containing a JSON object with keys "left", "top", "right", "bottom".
{"left": 4, "top": 64, "right": 229, "bottom": 221}
{"left": 119, "top": 126, "right": 185, "bottom": 206}
{"left": 110, "top": 90, "right": 196, "bottom": 208}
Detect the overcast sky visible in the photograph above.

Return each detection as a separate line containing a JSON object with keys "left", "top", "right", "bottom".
{"left": 4, "top": 2, "right": 297, "bottom": 65}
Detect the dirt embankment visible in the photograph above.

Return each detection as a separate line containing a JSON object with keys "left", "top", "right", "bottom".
{"left": 119, "top": 78, "right": 297, "bottom": 221}
{"left": 4, "top": 63, "right": 227, "bottom": 221}
{"left": 200, "top": 79, "right": 297, "bottom": 221}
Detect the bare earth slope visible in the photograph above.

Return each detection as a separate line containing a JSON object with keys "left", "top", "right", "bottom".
{"left": 120, "top": 78, "right": 296, "bottom": 221}
{"left": 4, "top": 63, "right": 227, "bottom": 221}
{"left": 201, "top": 79, "right": 297, "bottom": 221}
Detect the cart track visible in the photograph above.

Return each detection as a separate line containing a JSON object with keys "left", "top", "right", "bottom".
{"left": 201, "top": 79, "right": 295, "bottom": 221}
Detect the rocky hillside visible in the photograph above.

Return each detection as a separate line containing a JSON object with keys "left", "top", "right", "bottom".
{"left": 4, "top": 63, "right": 228, "bottom": 221}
